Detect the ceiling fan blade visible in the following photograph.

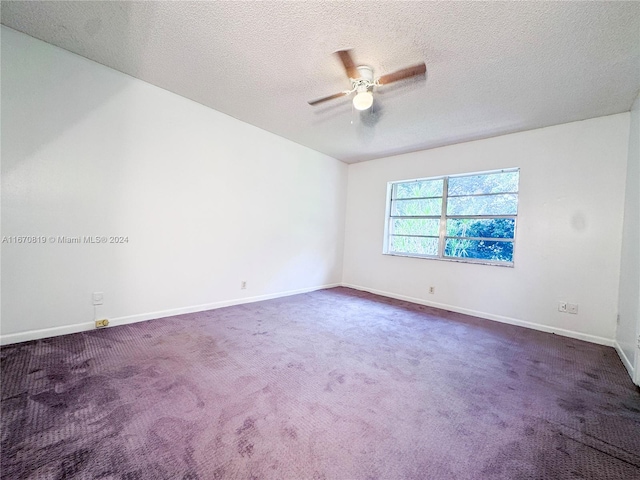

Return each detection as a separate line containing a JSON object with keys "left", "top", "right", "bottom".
{"left": 335, "top": 49, "right": 359, "bottom": 79}
{"left": 377, "top": 63, "right": 427, "bottom": 85}
{"left": 308, "top": 91, "right": 348, "bottom": 106}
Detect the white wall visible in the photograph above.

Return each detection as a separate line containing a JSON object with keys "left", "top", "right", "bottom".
{"left": 1, "top": 27, "right": 347, "bottom": 344}
{"left": 343, "top": 114, "right": 630, "bottom": 345}
{"left": 616, "top": 92, "right": 640, "bottom": 385}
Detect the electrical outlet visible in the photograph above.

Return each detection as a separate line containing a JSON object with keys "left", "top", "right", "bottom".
{"left": 567, "top": 303, "right": 578, "bottom": 314}
{"left": 92, "top": 292, "right": 104, "bottom": 305}
{"left": 617, "top": 314, "right": 620, "bottom": 324}
{"left": 558, "top": 302, "right": 567, "bottom": 313}
{"left": 95, "top": 319, "right": 109, "bottom": 328}
{"left": 429, "top": 286, "right": 435, "bottom": 294}
{"left": 241, "top": 280, "right": 247, "bottom": 290}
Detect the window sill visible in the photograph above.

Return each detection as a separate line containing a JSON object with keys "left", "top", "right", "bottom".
{"left": 382, "top": 252, "right": 514, "bottom": 268}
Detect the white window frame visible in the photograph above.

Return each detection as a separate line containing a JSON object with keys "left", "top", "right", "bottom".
{"left": 383, "top": 168, "right": 519, "bottom": 267}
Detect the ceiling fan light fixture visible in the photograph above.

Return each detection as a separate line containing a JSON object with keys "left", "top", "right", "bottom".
{"left": 353, "top": 90, "right": 373, "bottom": 111}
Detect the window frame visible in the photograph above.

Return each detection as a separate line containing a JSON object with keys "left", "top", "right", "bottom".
{"left": 383, "top": 168, "right": 519, "bottom": 267}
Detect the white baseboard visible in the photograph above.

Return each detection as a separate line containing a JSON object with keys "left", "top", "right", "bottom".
{"left": 0, "top": 283, "right": 341, "bottom": 346}
{"left": 2, "top": 282, "right": 616, "bottom": 350}
{"left": 342, "top": 283, "right": 614, "bottom": 347}
{"left": 614, "top": 340, "right": 636, "bottom": 379}
{"left": 0, "top": 321, "right": 98, "bottom": 346}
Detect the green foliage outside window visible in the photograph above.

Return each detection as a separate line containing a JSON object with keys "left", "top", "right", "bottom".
{"left": 386, "top": 169, "right": 519, "bottom": 264}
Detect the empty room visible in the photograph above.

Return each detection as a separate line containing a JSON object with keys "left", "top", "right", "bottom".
{"left": 1, "top": 1, "right": 639, "bottom": 479}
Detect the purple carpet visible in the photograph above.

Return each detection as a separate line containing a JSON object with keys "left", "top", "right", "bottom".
{"left": 2, "top": 287, "right": 639, "bottom": 479}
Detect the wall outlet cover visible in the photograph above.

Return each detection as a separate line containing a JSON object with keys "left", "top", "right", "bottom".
{"left": 92, "top": 292, "right": 104, "bottom": 305}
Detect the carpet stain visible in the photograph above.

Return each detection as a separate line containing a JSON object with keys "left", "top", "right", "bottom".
{"left": 557, "top": 397, "right": 588, "bottom": 414}
{"left": 282, "top": 425, "right": 298, "bottom": 440}
{"left": 237, "top": 438, "right": 254, "bottom": 457}
{"left": 236, "top": 417, "right": 257, "bottom": 435}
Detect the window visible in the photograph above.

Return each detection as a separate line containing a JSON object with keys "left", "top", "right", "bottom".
{"left": 383, "top": 169, "right": 519, "bottom": 266}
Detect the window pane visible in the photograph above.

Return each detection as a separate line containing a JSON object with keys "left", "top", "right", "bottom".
{"left": 390, "top": 236, "right": 439, "bottom": 256}
{"left": 392, "top": 218, "right": 440, "bottom": 236}
{"left": 446, "top": 218, "right": 515, "bottom": 239}
{"left": 448, "top": 171, "right": 519, "bottom": 196}
{"left": 446, "top": 194, "right": 518, "bottom": 216}
{"left": 444, "top": 238, "right": 514, "bottom": 262}
{"left": 394, "top": 179, "right": 444, "bottom": 199}
{"left": 392, "top": 198, "right": 442, "bottom": 216}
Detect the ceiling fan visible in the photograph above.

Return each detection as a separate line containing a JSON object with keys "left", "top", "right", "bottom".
{"left": 308, "top": 49, "right": 426, "bottom": 111}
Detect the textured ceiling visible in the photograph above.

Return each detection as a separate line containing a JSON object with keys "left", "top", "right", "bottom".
{"left": 2, "top": 1, "right": 640, "bottom": 163}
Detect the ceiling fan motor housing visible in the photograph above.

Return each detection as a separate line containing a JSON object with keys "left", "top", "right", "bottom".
{"left": 352, "top": 65, "right": 375, "bottom": 95}
{"left": 356, "top": 65, "right": 374, "bottom": 82}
